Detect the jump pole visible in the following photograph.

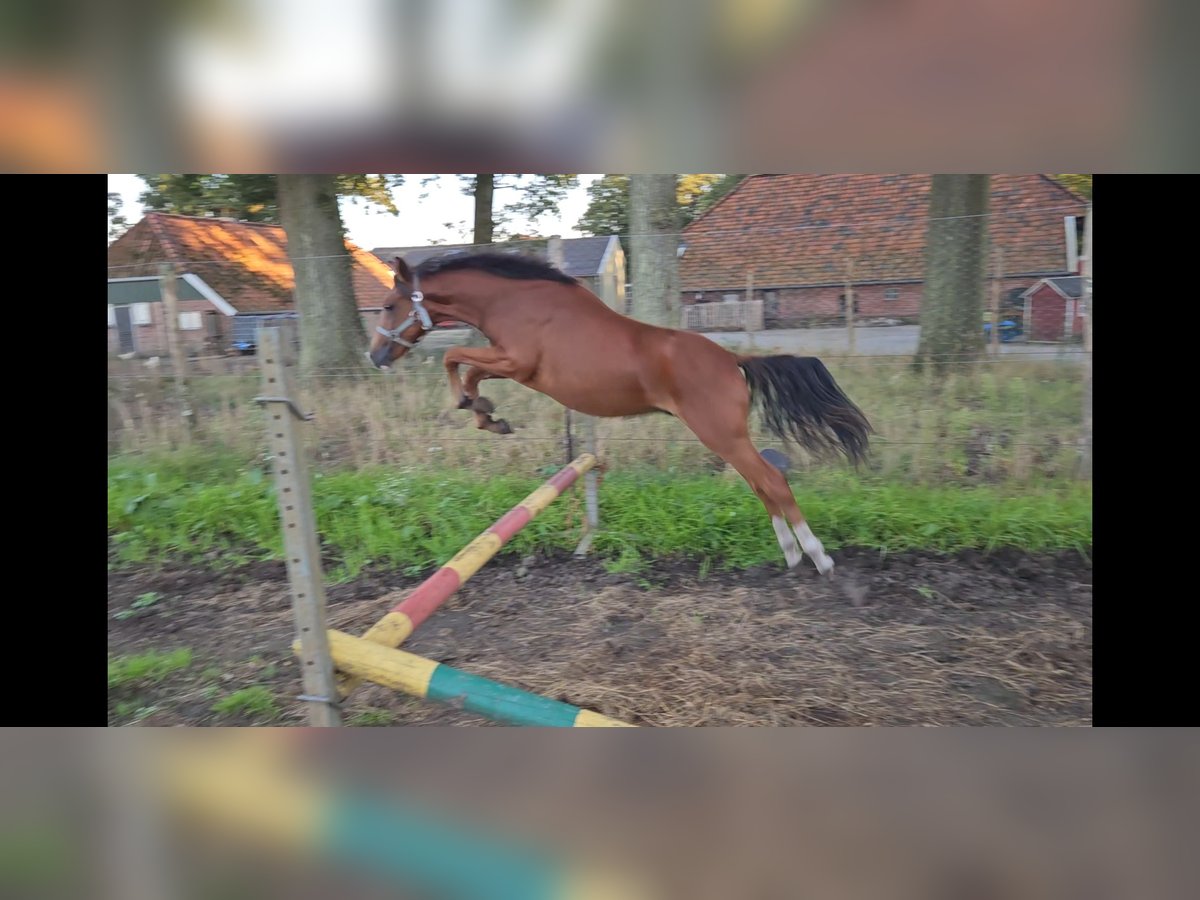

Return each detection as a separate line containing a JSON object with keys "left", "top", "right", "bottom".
{"left": 302, "top": 630, "right": 633, "bottom": 727}
{"left": 336, "top": 453, "right": 597, "bottom": 698}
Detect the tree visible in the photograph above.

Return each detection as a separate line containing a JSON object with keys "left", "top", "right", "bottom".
{"left": 914, "top": 175, "right": 991, "bottom": 374}
{"left": 108, "top": 192, "right": 128, "bottom": 242}
{"left": 136, "top": 174, "right": 404, "bottom": 223}
{"left": 687, "top": 174, "right": 747, "bottom": 222}
{"left": 577, "top": 174, "right": 747, "bottom": 238}
{"left": 470, "top": 174, "right": 495, "bottom": 244}
{"left": 457, "top": 174, "right": 580, "bottom": 245}
{"left": 675, "top": 174, "right": 725, "bottom": 224}
{"left": 576, "top": 174, "right": 629, "bottom": 238}
{"left": 1051, "top": 174, "right": 1092, "bottom": 200}
{"left": 628, "top": 175, "right": 680, "bottom": 328}
{"left": 276, "top": 175, "right": 368, "bottom": 376}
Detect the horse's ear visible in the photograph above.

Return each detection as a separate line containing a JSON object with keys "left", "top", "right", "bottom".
{"left": 393, "top": 257, "right": 412, "bottom": 285}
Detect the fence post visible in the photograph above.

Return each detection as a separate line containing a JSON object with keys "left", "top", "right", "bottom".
{"left": 1079, "top": 206, "right": 1092, "bottom": 479}
{"left": 573, "top": 253, "right": 606, "bottom": 558}
{"left": 257, "top": 324, "right": 341, "bottom": 726}
{"left": 844, "top": 259, "right": 856, "bottom": 355}
{"left": 548, "top": 236, "right": 576, "bottom": 464}
{"left": 990, "top": 246, "right": 1004, "bottom": 356}
{"left": 159, "top": 263, "right": 195, "bottom": 437}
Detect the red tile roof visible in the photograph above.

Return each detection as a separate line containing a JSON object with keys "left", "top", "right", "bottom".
{"left": 106, "top": 212, "right": 395, "bottom": 313}
{"left": 680, "top": 175, "right": 1087, "bottom": 291}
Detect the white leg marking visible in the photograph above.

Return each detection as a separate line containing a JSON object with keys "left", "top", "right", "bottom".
{"left": 793, "top": 521, "right": 835, "bottom": 575}
{"left": 772, "top": 516, "right": 803, "bottom": 569}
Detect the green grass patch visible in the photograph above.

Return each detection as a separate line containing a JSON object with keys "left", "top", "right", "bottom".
{"left": 211, "top": 686, "right": 279, "bottom": 720}
{"left": 108, "top": 648, "right": 193, "bottom": 689}
{"left": 109, "top": 458, "right": 1092, "bottom": 580}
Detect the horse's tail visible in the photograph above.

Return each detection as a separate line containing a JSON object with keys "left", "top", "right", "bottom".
{"left": 737, "top": 355, "right": 873, "bottom": 466}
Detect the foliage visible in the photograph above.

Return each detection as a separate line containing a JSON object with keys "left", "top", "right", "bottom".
{"left": 136, "top": 174, "right": 405, "bottom": 223}
{"left": 577, "top": 174, "right": 748, "bottom": 238}
{"left": 1050, "top": 175, "right": 1092, "bottom": 200}
{"left": 455, "top": 174, "right": 581, "bottom": 241}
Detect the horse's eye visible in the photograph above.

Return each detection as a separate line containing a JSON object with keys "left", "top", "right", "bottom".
{"left": 384, "top": 305, "right": 394, "bottom": 312}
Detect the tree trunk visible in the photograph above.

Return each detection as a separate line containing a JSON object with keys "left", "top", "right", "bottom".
{"left": 629, "top": 175, "right": 680, "bottom": 327}
{"left": 914, "top": 175, "right": 990, "bottom": 374}
{"left": 277, "top": 175, "right": 367, "bottom": 377}
{"left": 473, "top": 174, "right": 495, "bottom": 246}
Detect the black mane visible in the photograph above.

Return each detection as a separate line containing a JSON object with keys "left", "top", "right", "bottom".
{"left": 413, "top": 251, "right": 576, "bottom": 285}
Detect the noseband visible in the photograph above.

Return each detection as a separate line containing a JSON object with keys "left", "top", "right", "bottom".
{"left": 376, "top": 273, "right": 433, "bottom": 348}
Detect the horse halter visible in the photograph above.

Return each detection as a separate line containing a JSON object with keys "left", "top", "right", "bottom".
{"left": 376, "top": 273, "right": 433, "bottom": 348}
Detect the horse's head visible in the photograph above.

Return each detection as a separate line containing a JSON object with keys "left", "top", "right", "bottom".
{"left": 368, "top": 257, "right": 432, "bottom": 369}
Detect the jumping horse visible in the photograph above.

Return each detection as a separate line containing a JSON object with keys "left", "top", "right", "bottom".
{"left": 368, "top": 253, "right": 872, "bottom": 576}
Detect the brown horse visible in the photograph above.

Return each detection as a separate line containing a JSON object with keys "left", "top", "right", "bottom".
{"left": 368, "top": 252, "right": 872, "bottom": 575}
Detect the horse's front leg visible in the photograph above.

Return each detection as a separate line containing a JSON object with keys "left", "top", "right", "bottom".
{"left": 442, "top": 347, "right": 525, "bottom": 434}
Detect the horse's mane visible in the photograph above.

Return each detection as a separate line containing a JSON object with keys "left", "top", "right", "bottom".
{"left": 413, "top": 251, "right": 576, "bottom": 285}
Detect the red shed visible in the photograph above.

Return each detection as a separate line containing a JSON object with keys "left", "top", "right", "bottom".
{"left": 1022, "top": 276, "right": 1086, "bottom": 343}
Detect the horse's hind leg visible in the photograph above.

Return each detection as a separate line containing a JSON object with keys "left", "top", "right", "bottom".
{"left": 673, "top": 387, "right": 834, "bottom": 574}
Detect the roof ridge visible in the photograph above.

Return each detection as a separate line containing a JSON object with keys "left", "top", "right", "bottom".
{"left": 1037, "top": 175, "right": 1090, "bottom": 204}
{"left": 146, "top": 211, "right": 284, "bottom": 229}
{"left": 682, "top": 175, "right": 756, "bottom": 234}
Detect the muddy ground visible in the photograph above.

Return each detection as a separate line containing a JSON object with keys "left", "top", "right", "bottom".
{"left": 108, "top": 547, "right": 1091, "bottom": 726}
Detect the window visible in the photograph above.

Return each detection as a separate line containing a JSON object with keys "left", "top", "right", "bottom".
{"left": 884, "top": 288, "right": 899, "bottom": 301}
{"left": 108, "top": 305, "right": 116, "bottom": 327}
{"left": 722, "top": 293, "right": 740, "bottom": 303}
{"left": 179, "top": 312, "right": 203, "bottom": 331}
{"left": 132, "top": 303, "right": 153, "bottom": 325}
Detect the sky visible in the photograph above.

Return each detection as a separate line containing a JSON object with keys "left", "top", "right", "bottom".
{"left": 107, "top": 174, "right": 603, "bottom": 248}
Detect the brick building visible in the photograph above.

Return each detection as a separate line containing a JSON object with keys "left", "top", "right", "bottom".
{"left": 678, "top": 175, "right": 1088, "bottom": 328}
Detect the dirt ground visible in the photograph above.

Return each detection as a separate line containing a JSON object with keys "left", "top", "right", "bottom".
{"left": 108, "top": 547, "right": 1091, "bottom": 726}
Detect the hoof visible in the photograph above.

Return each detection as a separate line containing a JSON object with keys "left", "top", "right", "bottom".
{"left": 494, "top": 419, "right": 514, "bottom": 435}
{"left": 471, "top": 396, "right": 495, "bottom": 414}
{"left": 456, "top": 394, "right": 473, "bottom": 410}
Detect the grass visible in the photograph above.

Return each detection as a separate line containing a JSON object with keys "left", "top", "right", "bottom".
{"left": 108, "top": 648, "right": 193, "bottom": 689}
{"left": 109, "top": 354, "right": 1086, "bottom": 483}
{"left": 350, "top": 709, "right": 397, "bottom": 726}
{"left": 211, "top": 686, "right": 279, "bottom": 720}
{"left": 112, "top": 591, "right": 164, "bottom": 620}
{"left": 108, "top": 355, "right": 1090, "bottom": 578}
{"left": 109, "top": 457, "right": 1092, "bottom": 581}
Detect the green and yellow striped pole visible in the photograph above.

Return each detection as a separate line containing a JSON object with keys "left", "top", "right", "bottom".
{"left": 307, "top": 630, "right": 633, "bottom": 727}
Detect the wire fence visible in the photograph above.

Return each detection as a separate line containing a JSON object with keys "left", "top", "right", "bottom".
{"left": 108, "top": 190, "right": 1092, "bottom": 485}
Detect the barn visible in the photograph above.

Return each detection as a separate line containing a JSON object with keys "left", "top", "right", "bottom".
{"left": 1022, "top": 276, "right": 1086, "bottom": 343}
{"left": 678, "top": 175, "right": 1089, "bottom": 329}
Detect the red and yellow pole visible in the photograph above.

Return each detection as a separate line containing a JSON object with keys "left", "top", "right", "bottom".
{"left": 337, "top": 454, "right": 596, "bottom": 698}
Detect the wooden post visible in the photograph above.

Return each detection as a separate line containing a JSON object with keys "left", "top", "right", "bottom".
{"left": 158, "top": 264, "right": 195, "bottom": 437}
{"left": 1080, "top": 206, "right": 1092, "bottom": 479}
{"left": 548, "top": 236, "right": 576, "bottom": 464}
{"left": 574, "top": 250, "right": 606, "bottom": 558}
{"left": 258, "top": 325, "right": 341, "bottom": 726}
{"left": 844, "top": 260, "right": 856, "bottom": 355}
{"left": 990, "top": 246, "right": 1004, "bottom": 355}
